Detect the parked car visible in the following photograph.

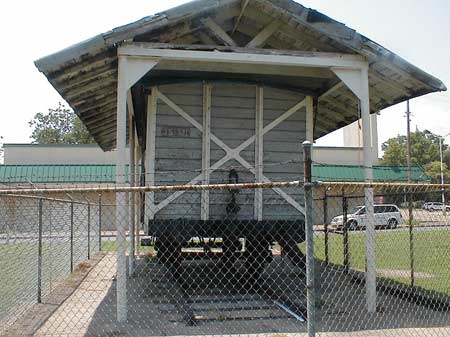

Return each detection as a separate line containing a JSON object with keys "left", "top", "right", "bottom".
{"left": 422, "top": 202, "right": 433, "bottom": 210}
{"left": 330, "top": 204, "right": 403, "bottom": 230}
{"left": 423, "top": 202, "right": 450, "bottom": 212}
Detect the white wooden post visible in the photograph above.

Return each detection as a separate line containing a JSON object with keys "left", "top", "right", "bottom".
{"left": 201, "top": 82, "right": 212, "bottom": 220}
{"left": 371, "top": 113, "right": 379, "bottom": 162}
{"left": 135, "top": 140, "right": 141, "bottom": 257}
{"left": 360, "top": 66, "right": 376, "bottom": 313}
{"left": 332, "top": 65, "right": 376, "bottom": 313}
{"left": 128, "top": 94, "right": 136, "bottom": 275}
{"left": 115, "top": 56, "right": 159, "bottom": 322}
{"left": 145, "top": 88, "right": 158, "bottom": 229}
{"left": 116, "top": 55, "right": 128, "bottom": 323}
{"left": 254, "top": 86, "right": 264, "bottom": 220}
{"left": 305, "top": 96, "right": 314, "bottom": 142}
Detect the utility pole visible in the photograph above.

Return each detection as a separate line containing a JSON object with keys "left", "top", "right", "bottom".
{"left": 406, "top": 100, "right": 414, "bottom": 287}
{"left": 406, "top": 101, "right": 412, "bottom": 183}
{"left": 439, "top": 133, "right": 450, "bottom": 215}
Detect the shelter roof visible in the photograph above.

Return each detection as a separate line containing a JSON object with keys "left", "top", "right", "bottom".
{"left": 35, "top": 0, "right": 446, "bottom": 151}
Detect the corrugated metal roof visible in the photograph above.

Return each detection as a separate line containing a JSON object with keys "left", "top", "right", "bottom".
{"left": 0, "top": 164, "right": 430, "bottom": 184}
{"left": 0, "top": 165, "right": 117, "bottom": 183}
{"left": 34, "top": 0, "right": 446, "bottom": 151}
{"left": 313, "top": 165, "right": 431, "bottom": 183}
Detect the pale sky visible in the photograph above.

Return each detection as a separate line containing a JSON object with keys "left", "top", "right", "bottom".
{"left": 0, "top": 0, "right": 449, "bottom": 151}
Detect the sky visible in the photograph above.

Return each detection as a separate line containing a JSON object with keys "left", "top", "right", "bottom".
{"left": 0, "top": 0, "right": 449, "bottom": 152}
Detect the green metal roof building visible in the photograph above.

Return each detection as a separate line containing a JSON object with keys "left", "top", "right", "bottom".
{"left": 0, "top": 164, "right": 430, "bottom": 184}
{"left": 313, "top": 164, "right": 431, "bottom": 183}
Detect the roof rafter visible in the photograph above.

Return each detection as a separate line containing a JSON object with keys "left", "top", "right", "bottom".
{"left": 246, "top": 20, "right": 282, "bottom": 48}
{"left": 202, "top": 17, "right": 237, "bottom": 46}
{"left": 231, "top": 0, "right": 250, "bottom": 35}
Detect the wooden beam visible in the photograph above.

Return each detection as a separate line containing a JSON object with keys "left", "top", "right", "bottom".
{"left": 246, "top": 21, "right": 282, "bottom": 48}
{"left": 201, "top": 82, "right": 212, "bottom": 221}
{"left": 254, "top": 86, "right": 264, "bottom": 220}
{"left": 305, "top": 96, "right": 314, "bottom": 142}
{"left": 202, "top": 18, "right": 237, "bottom": 46}
{"left": 119, "top": 43, "right": 367, "bottom": 69}
{"left": 145, "top": 87, "right": 158, "bottom": 224}
{"left": 127, "top": 91, "right": 135, "bottom": 117}
{"left": 115, "top": 55, "right": 128, "bottom": 323}
{"left": 231, "top": 0, "right": 250, "bottom": 35}
{"left": 319, "top": 82, "right": 344, "bottom": 100}
{"left": 155, "top": 59, "right": 334, "bottom": 79}
{"left": 197, "top": 31, "right": 217, "bottom": 45}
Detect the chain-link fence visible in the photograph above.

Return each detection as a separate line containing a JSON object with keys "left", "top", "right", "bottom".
{"left": 0, "top": 194, "right": 102, "bottom": 336}
{"left": 0, "top": 170, "right": 450, "bottom": 336}
{"left": 312, "top": 182, "right": 450, "bottom": 336}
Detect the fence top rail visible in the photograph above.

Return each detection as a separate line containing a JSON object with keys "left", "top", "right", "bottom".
{"left": 0, "top": 180, "right": 304, "bottom": 195}
{"left": 317, "top": 181, "right": 450, "bottom": 193}
{"left": 0, "top": 193, "right": 96, "bottom": 205}
{"left": 0, "top": 180, "right": 447, "bottom": 196}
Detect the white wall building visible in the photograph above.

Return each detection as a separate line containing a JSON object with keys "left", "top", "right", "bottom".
{"left": 4, "top": 115, "right": 379, "bottom": 166}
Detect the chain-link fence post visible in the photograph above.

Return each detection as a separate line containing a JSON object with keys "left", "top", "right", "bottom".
{"left": 87, "top": 202, "right": 91, "bottom": 260}
{"left": 37, "top": 198, "right": 43, "bottom": 304}
{"left": 303, "top": 141, "right": 315, "bottom": 337}
{"left": 98, "top": 195, "right": 102, "bottom": 252}
{"left": 323, "top": 190, "right": 329, "bottom": 264}
{"left": 408, "top": 186, "right": 415, "bottom": 287}
{"left": 343, "top": 195, "right": 349, "bottom": 273}
{"left": 70, "top": 201, "right": 74, "bottom": 273}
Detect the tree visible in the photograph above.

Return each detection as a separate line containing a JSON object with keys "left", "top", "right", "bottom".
{"left": 381, "top": 130, "right": 445, "bottom": 167}
{"left": 381, "top": 129, "right": 449, "bottom": 182}
{"left": 29, "top": 103, "right": 94, "bottom": 144}
{"left": 425, "top": 161, "right": 450, "bottom": 184}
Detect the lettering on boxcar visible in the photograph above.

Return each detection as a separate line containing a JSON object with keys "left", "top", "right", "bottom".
{"left": 160, "top": 126, "right": 191, "bottom": 137}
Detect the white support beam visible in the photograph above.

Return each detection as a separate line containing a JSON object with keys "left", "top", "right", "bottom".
{"left": 201, "top": 83, "right": 212, "bottom": 220}
{"left": 124, "top": 57, "right": 159, "bottom": 90}
{"left": 246, "top": 21, "right": 282, "bottom": 48}
{"left": 319, "top": 82, "right": 344, "bottom": 101}
{"left": 305, "top": 96, "right": 314, "bottom": 142}
{"left": 115, "top": 55, "right": 128, "bottom": 323}
{"left": 331, "top": 68, "right": 366, "bottom": 100}
{"left": 127, "top": 95, "right": 136, "bottom": 275}
{"left": 254, "top": 86, "right": 264, "bottom": 220}
{"left": 202, "top": 18, "right": 237, "bottom": 47}
{"left": 119, "top": 44, "right": 368, "bottom": 70}
{"left": 135, "top": 138, "right": 141, "bottom": 257}
{"left": 371, "top": 112, "right": 379, "bottom": 162}
{"left": 145, "top": 88, "right": 158, "bottom": 227}
{"left": 360, "top": 66, "right": 376, "bottom": 314}
{"left": 155, "top": 60, "right": 333, "bottom": 79}
{"left": 333, "top": 65, "right": 376, "bottom": 313}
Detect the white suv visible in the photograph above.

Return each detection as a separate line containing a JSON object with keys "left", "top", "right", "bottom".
{"left": 330, "top": 204, "right": 403, "bottom": 230}
{"left": 424, "top": 202, "right": 450, "bottom": 212}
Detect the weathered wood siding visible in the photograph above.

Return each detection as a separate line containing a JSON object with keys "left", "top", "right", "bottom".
{"left": 153, "top": 82, "right": 306, "bottom": 220}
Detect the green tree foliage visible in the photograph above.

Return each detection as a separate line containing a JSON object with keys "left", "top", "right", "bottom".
{"left": 425, "top": 161, "right": 450, "bottom": 184}
{"left": 444, "top": 148, "right": 450, "bottom": 168}
{"left": 381, "top": 129, "right": 449, "bottom": 182}
{"left": 29, "top": 103, "right": 94, "bottom": 144}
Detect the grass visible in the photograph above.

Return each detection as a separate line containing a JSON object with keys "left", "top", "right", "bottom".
{"left": 304, "top": 230, "right": 450, "bottom": 295}
{"left": 101, "top": 240, "right": 155, "bottom": 255}
{"left": 0, "top": 236, "right": 98, "bottom": 326}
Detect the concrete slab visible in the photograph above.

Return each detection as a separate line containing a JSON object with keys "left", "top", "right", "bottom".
{"left": 26, "top": 253, "right": 450, "bottom": 337}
